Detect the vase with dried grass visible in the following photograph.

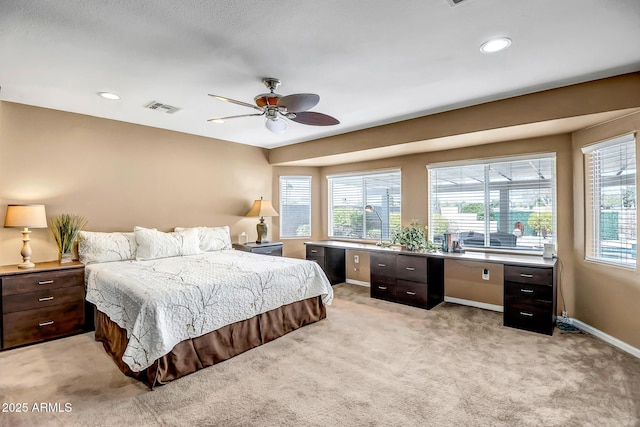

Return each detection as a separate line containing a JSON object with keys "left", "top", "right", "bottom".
{"left": 48, "top": 213, "right": 87, "bottom": 263}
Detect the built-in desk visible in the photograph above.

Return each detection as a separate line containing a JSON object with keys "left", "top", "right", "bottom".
{"left": 304, "top": 241, "right": 557, "bottom": 335}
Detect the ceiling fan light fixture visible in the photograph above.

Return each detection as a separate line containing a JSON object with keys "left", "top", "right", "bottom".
{"left": 265, "top": 118, "right": 288, "bottom": 134}
{"left": 480, "top": 37, "right": 512, "bottom": 53}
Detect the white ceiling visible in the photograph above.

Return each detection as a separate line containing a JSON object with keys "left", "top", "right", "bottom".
{"left": 1, "top": 0, "right": 639, "bottom": 149}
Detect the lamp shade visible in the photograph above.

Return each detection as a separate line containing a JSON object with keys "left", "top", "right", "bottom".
{"left": 245, "top": 197, "right": 279, "bottom": 218}
{"left": 4, "top": 204, "right": 48, "bottom": 228}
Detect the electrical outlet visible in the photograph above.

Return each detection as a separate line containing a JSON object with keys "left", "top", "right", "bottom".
{"left": 482, "top": 268, "right": 490, "bottom": 280}
{"left": 354, "top": 255, "right": 359, "bottom": 264}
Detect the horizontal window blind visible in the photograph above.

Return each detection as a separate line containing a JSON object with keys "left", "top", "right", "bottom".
{"left": 428, "top": 154, "right": 556, "bottom": 252}
{"left": 328, "top": 169, "right": 401, "bottom": 241}
{"left": 279, "top": 176, "right": 312, "bottom": 238}
{"left": 583, "top": 134, "right": 636, "bottom": 268}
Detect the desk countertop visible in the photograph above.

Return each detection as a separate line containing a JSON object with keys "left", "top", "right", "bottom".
{"left": 304, "top": 240, "right": 556, "bottom": 268}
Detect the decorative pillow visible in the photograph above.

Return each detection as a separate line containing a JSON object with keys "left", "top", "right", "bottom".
{"left": 174, "top": 226, "right": 232, "bottom": 251}
{"left": 134, "top": 226, "right": 201, "bottom": 261}
{"left": 78, "top": 231, "right": 137, "bottom": 265}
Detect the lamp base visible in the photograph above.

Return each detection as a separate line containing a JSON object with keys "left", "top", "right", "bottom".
{"left": 256, "top": 218, "right": 269, "bottom": 244}
{"left": 18, "top": 261, "right": 35, "bottom": 269}
{"left": 18, "top": 228, "right": 35, "bottom": 269}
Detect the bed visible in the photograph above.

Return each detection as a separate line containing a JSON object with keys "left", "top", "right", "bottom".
{"left": 80, "top": 226, "right": 333, "bottom": 388}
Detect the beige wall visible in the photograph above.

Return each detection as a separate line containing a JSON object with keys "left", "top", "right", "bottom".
{"left": 0, "top": 102, "right": 273, "bottom": 265}
{"left": 572, "top": 111, "right": 640, "bottom": 349}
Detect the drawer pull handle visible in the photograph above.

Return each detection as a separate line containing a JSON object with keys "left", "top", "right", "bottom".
{"left": 378, "top": 263, "right": 386, "bottom": 267}
{"left": 519, "top": 312, "right": 534, "bottom": 317}
{"left": 406, "top": 291, "right": 416, "bottom": 296}
{"left": 520, "top": 289, "right": 534, "bottom": 294}
{"left": 405, "top": 267, "right": 415, "bottom": 271}
{"left": 311, "top": 250, "right": 317, "bottom": 253}
{"left": 39, "top": 320, "right": 54, "bottom": 327}
{"left": 378, "top": 286, "right": 387, "bottom": 290}
{"left": 520, "top": 274, "right": 534, "bottom": 278}
{"left": 38, "top": 296, "right": 54, "bottom": 302}
{"left": 38, "top": 280, "right": 54, "bottom": 285}
{"left": 265, "top": 251, "right": 273, "bottom": 254}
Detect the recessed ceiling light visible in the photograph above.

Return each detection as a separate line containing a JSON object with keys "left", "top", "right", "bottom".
{"left": 480, "top": 37, "right": 512, "bottom": 53}
{"left": 211, "top": 119, "right": 224, "bottom": 124}
{"left": 98, "top": 91, "right": 120, "bottom": 100}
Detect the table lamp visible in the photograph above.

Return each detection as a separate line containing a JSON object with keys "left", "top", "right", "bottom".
{"left": 4, "top": 204, "right": 48, "bottom": 268}
{"left": 365, "top": 205, "right": 383, "bottom": 246}
{"left": 245, "top": 197, "right": 279, "bottom": 244}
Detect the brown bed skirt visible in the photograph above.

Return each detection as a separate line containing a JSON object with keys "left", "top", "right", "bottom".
{"left": 95, "top": 296, "right": 326, "bottom": 388}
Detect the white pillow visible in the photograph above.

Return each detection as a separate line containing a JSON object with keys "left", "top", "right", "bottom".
{"left": 134, "top": 226, "right": 201, "bottom": 261}
{"left": 174, "top": 226, "right": 232, "bottom": 251}
{"left": 78, "top": 231, "right": 137, "bottom": 265}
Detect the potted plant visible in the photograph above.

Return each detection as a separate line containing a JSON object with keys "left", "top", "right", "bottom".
{"left": 48, "top": 213, "right": 87, "bottom": 263}
{"left": 392, "top": 220, "right": 434, "bottom": 252}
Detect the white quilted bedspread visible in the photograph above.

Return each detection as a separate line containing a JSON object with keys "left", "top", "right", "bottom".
{"left": 85, "top": 250, "right": 333, "bottom": 372}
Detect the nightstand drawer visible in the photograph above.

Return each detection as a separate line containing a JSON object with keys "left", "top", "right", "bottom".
{"left": 251, "top": 246, "right": 283, "bottom": 256}
{"left": 395, "top": 280, "right": 427, "bottom": 309}
{"left": 2, "top": 269, "right": 84, "bottom": 296}
{"left": 3, "top": 301, "right": 85, "bottom": 348}
{"left": 504, "top": 265, "right": 552, "bottom": 286}
{"left": 3, "top": 286, "right": 84, "bottom": 314}
{"left": 396, "top": 255, "right": 427, "bottom": 283}
{"left": 370, "top": 253, "right": 397, "bottom": 278}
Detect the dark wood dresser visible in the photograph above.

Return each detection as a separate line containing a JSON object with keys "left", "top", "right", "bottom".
{"left": 233, "top": 242, "right": 283, "bottom": 257}
{"left": 0, "top": 261, "right": 85, "bottom": 349}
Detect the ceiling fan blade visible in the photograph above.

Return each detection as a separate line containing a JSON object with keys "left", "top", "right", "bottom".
{"left": 207, "top": 113, "right": 264, "bottom": 122}
{"left": 277, "top": 93, "right": 319, "bottom": 113}
{"left": 290, "top": 111, "right": 340, "bottom": 126}
{"left": 208, "top": 94, "right": 263, "bottom": 111}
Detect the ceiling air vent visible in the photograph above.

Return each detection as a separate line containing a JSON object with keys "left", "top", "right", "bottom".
{"left": 446, "top": 0, "right": 470, "bottom": 5}
{"left": 145, "top": 101, "right": 181, "bottom": 114}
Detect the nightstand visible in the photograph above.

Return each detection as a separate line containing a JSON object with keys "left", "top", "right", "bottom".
{"left": 0, "top": 261, "right": 85, "bottom": 350}
{"left": 233, "top": 242, "right": 283, "bottom": 257}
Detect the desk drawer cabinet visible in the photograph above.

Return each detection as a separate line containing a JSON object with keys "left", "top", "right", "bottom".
{"left": 305, "top": 245, "right": 345, "bottom": 285}
{"left": 1, "top": 263, "right": 85, "bottom": 349}
{"left": 369, "top": 252, "right": 443, "bottom": 310}
{"left": 503, "top": 264, "right": 556, "bottom": 335}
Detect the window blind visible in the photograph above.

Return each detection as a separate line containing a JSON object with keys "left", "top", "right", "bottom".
{"left": 328, "top": 169, "right": 401, "bottom": 241}
{"left": 582, "top": 134, "right": 637, "bottom": 268}
{"left": 279, "top": 176, "right": 312, "bottom": 238}
{"left": 428, "top": 154, "right": 556, "bottom": 252}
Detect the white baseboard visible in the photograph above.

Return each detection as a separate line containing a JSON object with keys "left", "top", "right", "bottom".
{"left": 570, "top": 318, "right": 640, "bottom": 359}
{"left": 444, "top": 296, "right": 504, "bottom": 313}
{"left": 345, "top": 279, "right": 370, "bottom": 287}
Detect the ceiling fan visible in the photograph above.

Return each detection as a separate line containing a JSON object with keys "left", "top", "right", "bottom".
{"left": 208, "top": 78, "right": 339, "bottom": 134}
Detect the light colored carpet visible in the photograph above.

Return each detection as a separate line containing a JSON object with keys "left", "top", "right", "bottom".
{"left": 1, "top": 283, "right": 639, "bottom": 426}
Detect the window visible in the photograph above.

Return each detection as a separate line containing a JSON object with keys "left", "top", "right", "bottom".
{"left": 428, "top": 154, "right": 556, "bottom": 252}
{"left": 279, "top": 176, "right": 312, "bottom": 238}
{"left": 328, "top": 169, "right": 401, "bottom": 241}
{"left": 582, "top": 134, "right": 637, "bottom": 268}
